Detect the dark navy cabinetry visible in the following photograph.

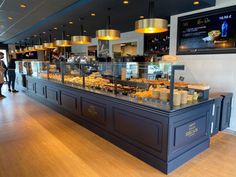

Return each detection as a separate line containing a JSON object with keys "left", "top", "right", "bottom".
{"left": 210, "top": 93, "right": 233, "bottom": 135}
{"left": 25, "top": 76, "right": 213, "bottom": 174}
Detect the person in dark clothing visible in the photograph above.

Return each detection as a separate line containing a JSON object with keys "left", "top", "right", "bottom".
{"left": 4, "top": 68, "right": 8, "bottom": 83}
{"left": 7, "top": 55, "right": 18, "bottom": 93}
{"left": 0, "top": 52, "right": 6, "bottom": 98}
{"left": 0, "top": 52, "right": 8, "bottom": 83}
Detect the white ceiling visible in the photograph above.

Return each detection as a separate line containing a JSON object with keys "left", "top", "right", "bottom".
{"left": 0, "top": 0, "right": 78, "bottom": 42}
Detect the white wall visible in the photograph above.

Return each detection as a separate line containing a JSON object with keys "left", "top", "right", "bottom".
{"left": 109, "top": 31, "right": 144, "bottom": 57}
{"left": 72, "top": 38, "right": 98, "bottom": 56}
{"left": 170, "top": 0, "right": 236, "bottom": 131}
{"left": 72, "top": 31, "right": 144, "bottom": 57}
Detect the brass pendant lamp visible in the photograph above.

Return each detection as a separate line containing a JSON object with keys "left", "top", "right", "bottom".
{"left": 135, "top": 0, "right": 168, "bottom": 33}
{"left": 71, "top": 19, "right": 91, "bottom": 45}
{"left": 28, "top": 37, "right": 36, "bottom": 52}
{"left": 19, "top": 42, "right": 25, "bottom": 53}
{"left": 14, "top": 43, "right": 21, "bottom": 54}
{"left": 43, "top": 30, "right": 56, "bottom": 49}
{"left": 22, "top": 39, "right": 31, "bottom": 53}
{"left": 15, "top": 42, "right": 24, "bottom": 54}
{"left": 96, "top": 8, "right": 120, "bottom": 40}
{"left": 55, "top": 25, "right": 72, "bottom": 47}
{"left": 34, "top": 34, "right": 45, "bottom": 51}
{"left": 23, "top": 40, "right": 29, "bottom": 53}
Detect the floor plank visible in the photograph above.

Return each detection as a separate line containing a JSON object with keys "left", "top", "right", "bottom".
{"left": 0, "top": 85, "right": 236, "bottom": 177}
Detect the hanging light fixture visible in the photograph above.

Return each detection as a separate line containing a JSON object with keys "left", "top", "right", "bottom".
{"left": 18, "top": 41, "right": 25, "bottom": 53}
{"left": 96, "top": 8, "right": 120, "bottom": 40}
{"left": 55, "top": 25, "right": 72, "bottom": 47}
{"left": 34, "top": 34, "right": 45, "bottom": 51}
{"left": 135, "top": 0, "right": 168, "bottom": 33}
{"left": 14, "top": 42, "right": 24, "bottom": 54}
{"left": 24, "top": 39, "right": 30, "bottom": 52}
{"left": 43, "top": 30, "right": 56, "bottom": 49}
{"left": 28, "top": 37, "right": 36, "bottom": 52}
{"left": 14, "top": 43, "right": 21, "bottom": 54}
{"left": 71, "top": 18, "right": 91, "bottom": 45}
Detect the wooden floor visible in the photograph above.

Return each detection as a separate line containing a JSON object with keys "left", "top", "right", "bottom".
{"left": 0, "top": 85, "right": 236, "bottom": 177}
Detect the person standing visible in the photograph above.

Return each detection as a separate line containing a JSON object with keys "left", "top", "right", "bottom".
{"left": 7, "top": 55, "right": 18, "bottom": 93}
{"left": 67, "top": 53, "right": 76, "bottom": 63}
{"left": 0, "top": 52, "right": 6, "bottom": 98}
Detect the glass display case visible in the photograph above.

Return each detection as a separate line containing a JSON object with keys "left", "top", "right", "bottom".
{"left": 17, "top": 61, "right": 210, "bottom": 109}
{"left": 15, "top": 61, "right": 23, "bottom": 74}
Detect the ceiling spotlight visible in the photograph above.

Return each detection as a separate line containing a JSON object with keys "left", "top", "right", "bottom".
{"left": 123, "top": 1, "right": 129, "bottom": 4}
{"left": 8, "top": 16, "right": 13, "bottom": 20}
{"left": 91, "top": 13, "right": 96, "bottom": 17}
{"left": 43, "top": 31, "right": 46, "bottom": 34}
{"left": 20, "top": 4, "right": 27, "bottom": 8}
{"left": 69, "top": 21, "right": 73, "bottom": 25}
{"left": 84, "top": 30, "right": 87, "bottom": 33}
{"left": 193, "top": 1, "right": 200, "bottom": 5}
{"left": 54, "top": 27, "right": 58, "bottom": 30}
{"left": 140, "top": 16, "right": 144, "bottom": 19}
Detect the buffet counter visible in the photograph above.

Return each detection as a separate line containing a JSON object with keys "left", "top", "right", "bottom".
{"left": 16, "top": 61, "right": 213, "bottom": 174}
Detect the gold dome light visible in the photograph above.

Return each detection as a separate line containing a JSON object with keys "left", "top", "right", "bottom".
{"left": 24, "top": 47, "right": 31, "bottom": 52}
{"left": 135, "top": 18, "right": 168, "bottom": 33}
{"left": 55, "top": 40, "right": 71, "bottom": 47}
{"left": 15, "top": 49, "right": 20, "bottom": 54}
{"left": 54, "top": 27, "right": 72, "bottom": 47}
{"left": 96, "top": 8, "right": 120, "bottom": 41}
{"left": 14, "top": 47, "right": 24, "bottom": 54}
{"left": 96, "top": 29, "right": 120, "bottom": 40}
{"left": 43, "top": 42, "right": 56, "bottom": 49}
{"left": 34, "top": 35, "right": 45, "bottom": 50}
{"left": 34, "top": 45, "right": 45, "bottom": 51}
{"left": 43, "top": 31, "right": 57, "bottom": 49}
{"left": 19, "top": 48, "right": 25, "bottom": 53}
{"left": 71, "top": 35, "right": 91, "bottom": 45}
{"left": 71, "top": 19, "right": 92, "bottom": 45}
{"left": 135, "top": 0, "right": 168, "bottom": 34}
{"left": 28, "top": 46, "right": 36, "bottom": 52}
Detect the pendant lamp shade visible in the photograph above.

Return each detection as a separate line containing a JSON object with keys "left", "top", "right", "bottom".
{"left": 96, "top": 29, "right": 120, "bottom": 40}
{"left": 55, "top": 40, "right": 71, "bottom": 47}
{"left": 19, "top": 48, "right": 25, "bottom": 53}
{"left": 55, "top": 26, "right": 72, "bottom": 47}
{"left": 15, "top": 49, "right": 20, "bottom": 54}
{"left": 24, "top": 47, "right": 30, "bottom": 52}
{"left": 72, "top": 20, "right": 92, "bottom": 45}
{"left": 135, "top": 0, "right": 168, "bottom": 34}
{"left": 34, "top": 34, "right": 45, "bottom": 50}
{"left": 71, "top": 35, "right": 91, "bottom": 45}
{"left": 34, "top": 45, "right": 45, "bottom": 51}
{"left": 43, "top": 30, "right": 56, "bottom": 49}
{"left": 96, "top": 8, "right": 120, "bottom": 41}
{"left": 135, "top": 18, "right": 168, "bottom": 33}
{"left": 28, "top": 46, "right": 36, "bottom": 52}
{"left": 43, "top": 42, "right": 56, "bottom": 49}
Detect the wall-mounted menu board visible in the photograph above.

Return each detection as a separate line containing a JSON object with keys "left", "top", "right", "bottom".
{"left": 177, "top": 6, "right": 236, "bottom": 55}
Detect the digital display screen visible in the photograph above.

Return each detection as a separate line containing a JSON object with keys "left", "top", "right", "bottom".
{"left": 178, "top": 6, "right": 236, "bottom": 54}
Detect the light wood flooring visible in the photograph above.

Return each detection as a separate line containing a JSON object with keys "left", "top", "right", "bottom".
{"left": 0, "top": 85, "right": 236, "bottom": 177}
